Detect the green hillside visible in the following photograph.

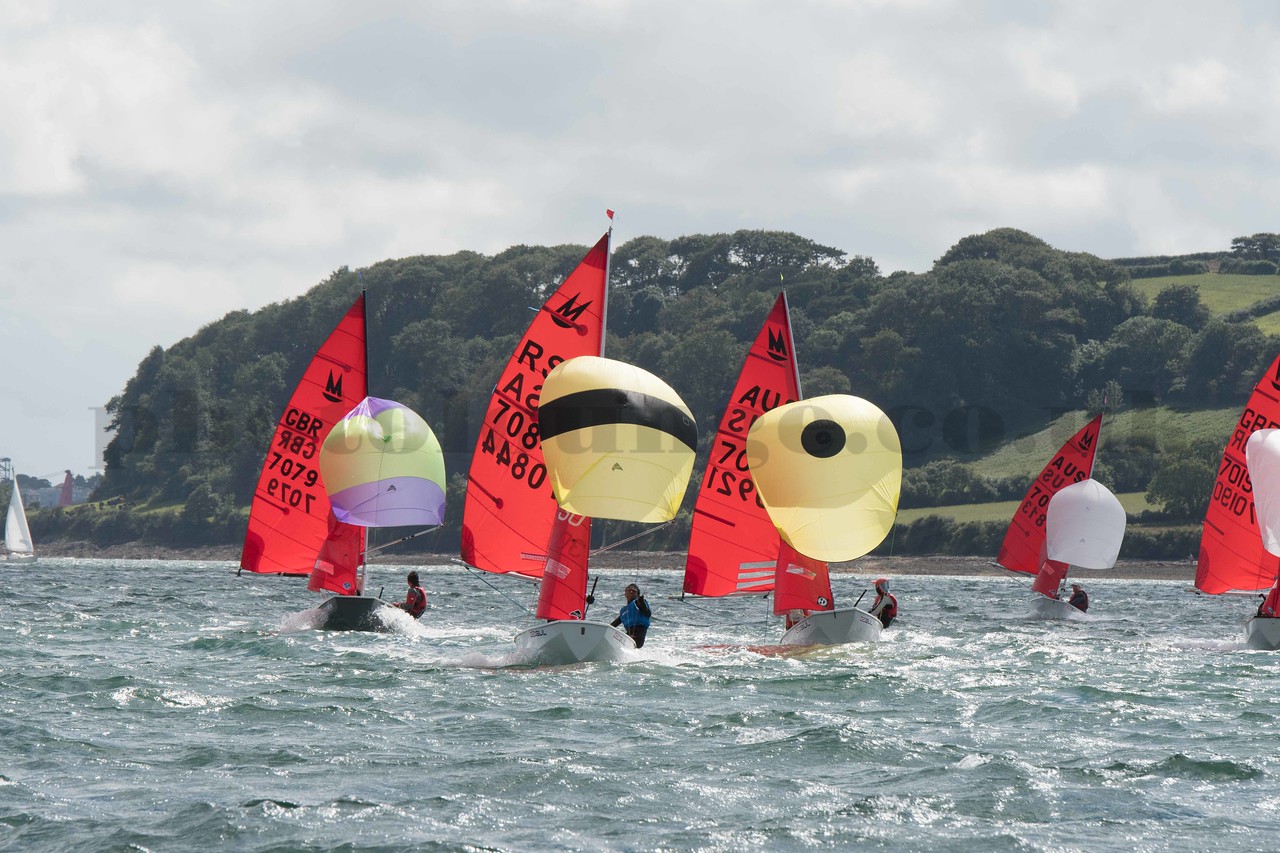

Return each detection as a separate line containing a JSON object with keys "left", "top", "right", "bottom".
{"left": 1130, "top": 272, "right": 1280, "bottom": 315}
{"left": 965, "top": 406, "right": 1239, "bottom": 482}
{"left": 897, "top": 491, "right": 1155, "bottom": 525}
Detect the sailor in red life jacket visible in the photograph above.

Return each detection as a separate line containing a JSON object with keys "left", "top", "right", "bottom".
{"left": 1258, "top": 583, "right": 1280, "bottom": 618}
{"left": 1067, "top": 582, "right": 1089, "bottom": 613}
{"left": 395, "top": 571, "right": 427, "bottom": 619}
{"left": 869, "top": 578, "right": 897, "bottom": 628}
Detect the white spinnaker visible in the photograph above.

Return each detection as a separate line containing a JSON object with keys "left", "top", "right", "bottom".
{"left": 1045, "top": 478, "right": 1125, "bottom": 569}
{"left": 1246, "top": 429, "right": 1280, "bottom": 557}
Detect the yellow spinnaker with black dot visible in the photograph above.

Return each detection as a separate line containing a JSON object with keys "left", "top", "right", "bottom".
{"left": 538, "top": 356, "right": 698, "bottom": 523}
{"left": 746, "top": 394, "right": 901, "bottom": 562}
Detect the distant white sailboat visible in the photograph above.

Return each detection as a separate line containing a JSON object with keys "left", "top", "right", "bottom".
{"left": 4, "top": 479, "right": 37, "bottom": 563}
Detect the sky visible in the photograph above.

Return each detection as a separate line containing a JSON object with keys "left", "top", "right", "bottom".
{"left": 2, "top": 0, "right": 1278, "bottom": 480}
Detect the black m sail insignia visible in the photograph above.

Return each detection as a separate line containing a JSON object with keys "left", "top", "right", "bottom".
{"left": 323, "top": 371, "right": 344, "bottom": 403}
{"left": 550, "top": 293, "right": 591, "bottom": 329}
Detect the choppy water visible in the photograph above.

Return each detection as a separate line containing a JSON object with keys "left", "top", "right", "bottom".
{"left": 2, "top": 559, "right": 1279, "bottom": 851}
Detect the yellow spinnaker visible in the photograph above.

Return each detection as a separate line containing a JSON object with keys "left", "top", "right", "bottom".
{"left": 538, "top": 356, "right": 697, "bottom": 523}
{"left": 746, "top": 394, "right": 901, "bottom": 562}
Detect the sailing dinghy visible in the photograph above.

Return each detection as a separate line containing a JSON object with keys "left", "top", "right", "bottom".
{"left": 3, "top": 478, "right": 36, "bottom": 564}
{"left": 515, "top": 354, "right": 698, "bottom": 665}
{"left": 456, "top": 230, "right": 617, "bottom": 662}
{"left": 1196, "top": 353, "right": 1280, "bottom": 649}
{"left": 239, "top": 293, "right": 395, "bottom": 632}
{"left": 1036, "top": 477, "right": 1126, "bottom": 618}
{"left": 682, "top": 294, "right": 897, "bottom": 645}
{"left": 747, "top": 393, "right": 903, "bottom": 645}
{"left": 996, "top": 415, "right": 1123, "bottom": 618}
{"left": 314, "top": 396, "right": 447, "bottom": 629}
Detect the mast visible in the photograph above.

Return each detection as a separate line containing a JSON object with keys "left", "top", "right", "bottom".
{"left": 601, "top": 210, "right": 613, "bottom": 357}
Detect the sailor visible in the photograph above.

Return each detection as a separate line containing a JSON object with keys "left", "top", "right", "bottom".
{"left": 1067, "top": 582, "right": 1089, "bottom": 613}
{"left": 395, "top": 571, "right": 427, "bottom": 618}
{"left": 610, "top": 583, "right": 652, "bottom": 648}
{"left": 1257, "top": 584, "right": 1280, "bottom": 618}
{"left": 869, "top": 578, "right": 897, "bottom": 628}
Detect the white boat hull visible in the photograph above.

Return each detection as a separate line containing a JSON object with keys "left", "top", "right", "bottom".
{"left": 514, "top": 620, "right": 635, "bottom": 665}
{"left": 780, "top": 606, "right": 882, "bottom": 646}
{"left": 1030, "top": 595, "right": 1088, "bottom": 620}
{"left": 1245, "top": 616, "right": 1280, "bottom": 650}
{"left": 0, "top": 552, "right": 36, "bottom": 564}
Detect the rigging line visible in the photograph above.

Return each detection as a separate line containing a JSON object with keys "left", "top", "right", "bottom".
{"left": 669, "top": 594, "right": 772, "bottom": 623}
{"left": 588, "top": 519, "right": 674, "bottom": 557}
{"left": 460, "top": 563, "right": 535, "bottom": 617}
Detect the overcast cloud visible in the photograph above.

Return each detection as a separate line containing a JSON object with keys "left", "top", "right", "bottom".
{"left": 2, "top": 0, "right": 1277, "bottom": 479}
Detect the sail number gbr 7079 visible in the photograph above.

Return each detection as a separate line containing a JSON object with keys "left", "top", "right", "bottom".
{"left": 261, "top": 408, "right": 324, "bottom": 514}
{"left": 479, "top": 397, "right": 548, "bottom": 490}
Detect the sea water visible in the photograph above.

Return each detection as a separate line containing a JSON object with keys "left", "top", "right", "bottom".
{"left": 2, "top": 559, "right": 1278, "bottom": 851}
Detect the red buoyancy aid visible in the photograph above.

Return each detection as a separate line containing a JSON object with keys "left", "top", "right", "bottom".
{"left": 874, "top": 592, "right": 898, "bottom": 627}
{"left": 406, "top": 586, "right": 427, "bottom": 618}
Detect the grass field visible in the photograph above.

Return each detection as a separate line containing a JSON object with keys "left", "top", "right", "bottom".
{"left": 1129, "top": 272, "right": 1280, "bottom": 315}
{"left": 961, "top": 406, "right": 1238, "bottom": 481}
{"left": 897, "top": 491, "right": 1156, "bottom": 525}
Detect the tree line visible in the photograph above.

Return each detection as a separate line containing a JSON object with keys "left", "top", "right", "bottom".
{"left": 42, "top": 227, "right": 1280, "bottom": 556}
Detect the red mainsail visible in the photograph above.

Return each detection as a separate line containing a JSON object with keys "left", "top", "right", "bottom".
{"left": 461, "top": 232, "right": 609, "bottom": 578}
{"left": 240, "top": 294, "right": 368, "bottom": 579}
{"left": 534, "top": 511, "right": 593, "bottom": 621}
{"left": 683, "top": 292, "right": 801, "bottom": 596}
{"left": 997, "top": 414, "right": 1102, "bottom": 577}
{"left": 1196, "top": 353, "right": 1280, "bottom": 594}
{"left": 771, "top": 540, "right": 834, "bottom": 616}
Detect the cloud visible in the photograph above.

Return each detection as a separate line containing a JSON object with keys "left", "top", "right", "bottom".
{"left": 3, "top": 0, "right": 1280, "bottom": 476}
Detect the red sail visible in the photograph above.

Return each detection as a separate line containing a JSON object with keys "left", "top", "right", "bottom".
{"left": 461, "top": 233, "right": 609, "bottom": 578}
{"left": 534, "top": 510, "right": 592, "bottom": 620}
{"left": 683, "top": 293, "right": 801, "bottom": 596}
{"left": 771, "top": 540, "right": 834, "bottom": 616}
{"left": 1196, "top": 353, "right": 1280, "bottom": 594}
{"left": 240, "top": 294, "right": 368, "bottom": 578}
{"left": 997, "top": 414, "right": 1102, "bottom": 576}
{"left": 58, "top": 471, "right": 74, "bottom": 507}
{"left": 307, "top": 509, "right": 367, "bottom": 595}
{"left": 1031, "top": 560, "right": 1070, "bottom": 598}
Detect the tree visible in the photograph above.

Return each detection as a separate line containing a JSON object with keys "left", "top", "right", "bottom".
{"left": 1151, "top": 284, "right": 1210, "bottom": 330}
{"left": 1230, "top": 233, "right": 1280, "bottom": 263}
{"left": 1146, "top": 453, "right": 1215, "bottom": 518}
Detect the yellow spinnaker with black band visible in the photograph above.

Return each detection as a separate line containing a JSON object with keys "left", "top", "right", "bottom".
{"left": 538, "top": 356, "right": 697, "bottom": 522}
{"left": 746, "top": 394, "right": 901, "bottom": 563}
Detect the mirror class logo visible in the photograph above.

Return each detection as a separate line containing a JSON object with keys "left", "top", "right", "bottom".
{"left": 323, "top": 371, "right": 345, "bottom": 403}
{"left": 550, "top": 293, "right": 592, "bottom": 330}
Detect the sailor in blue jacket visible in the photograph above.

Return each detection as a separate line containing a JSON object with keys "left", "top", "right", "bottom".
{"left": 611, "top": 583, "right": 652, "bottom": 648}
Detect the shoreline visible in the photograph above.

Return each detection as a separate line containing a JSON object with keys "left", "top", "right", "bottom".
{"left": 33, "top": 542, "right": 1197, "bottom": 581}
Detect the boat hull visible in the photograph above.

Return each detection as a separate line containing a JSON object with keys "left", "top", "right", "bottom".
{"left": 316, "top": 595, "right": 396, "bottom": 632}
{"left": 1030, "top": 595, "right": 1088, "bottom": 620}
{"left": 780, "top": 606, "right": 882, "bottom": 646}
{"left": 1245, "top": 616, "right": 1280, "bottom": 650}
{"left": 0, "top": 553, "right": 37, "bottom": 564}
{"left": 514, "top": 620, "right": 635, "bottom": 665}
